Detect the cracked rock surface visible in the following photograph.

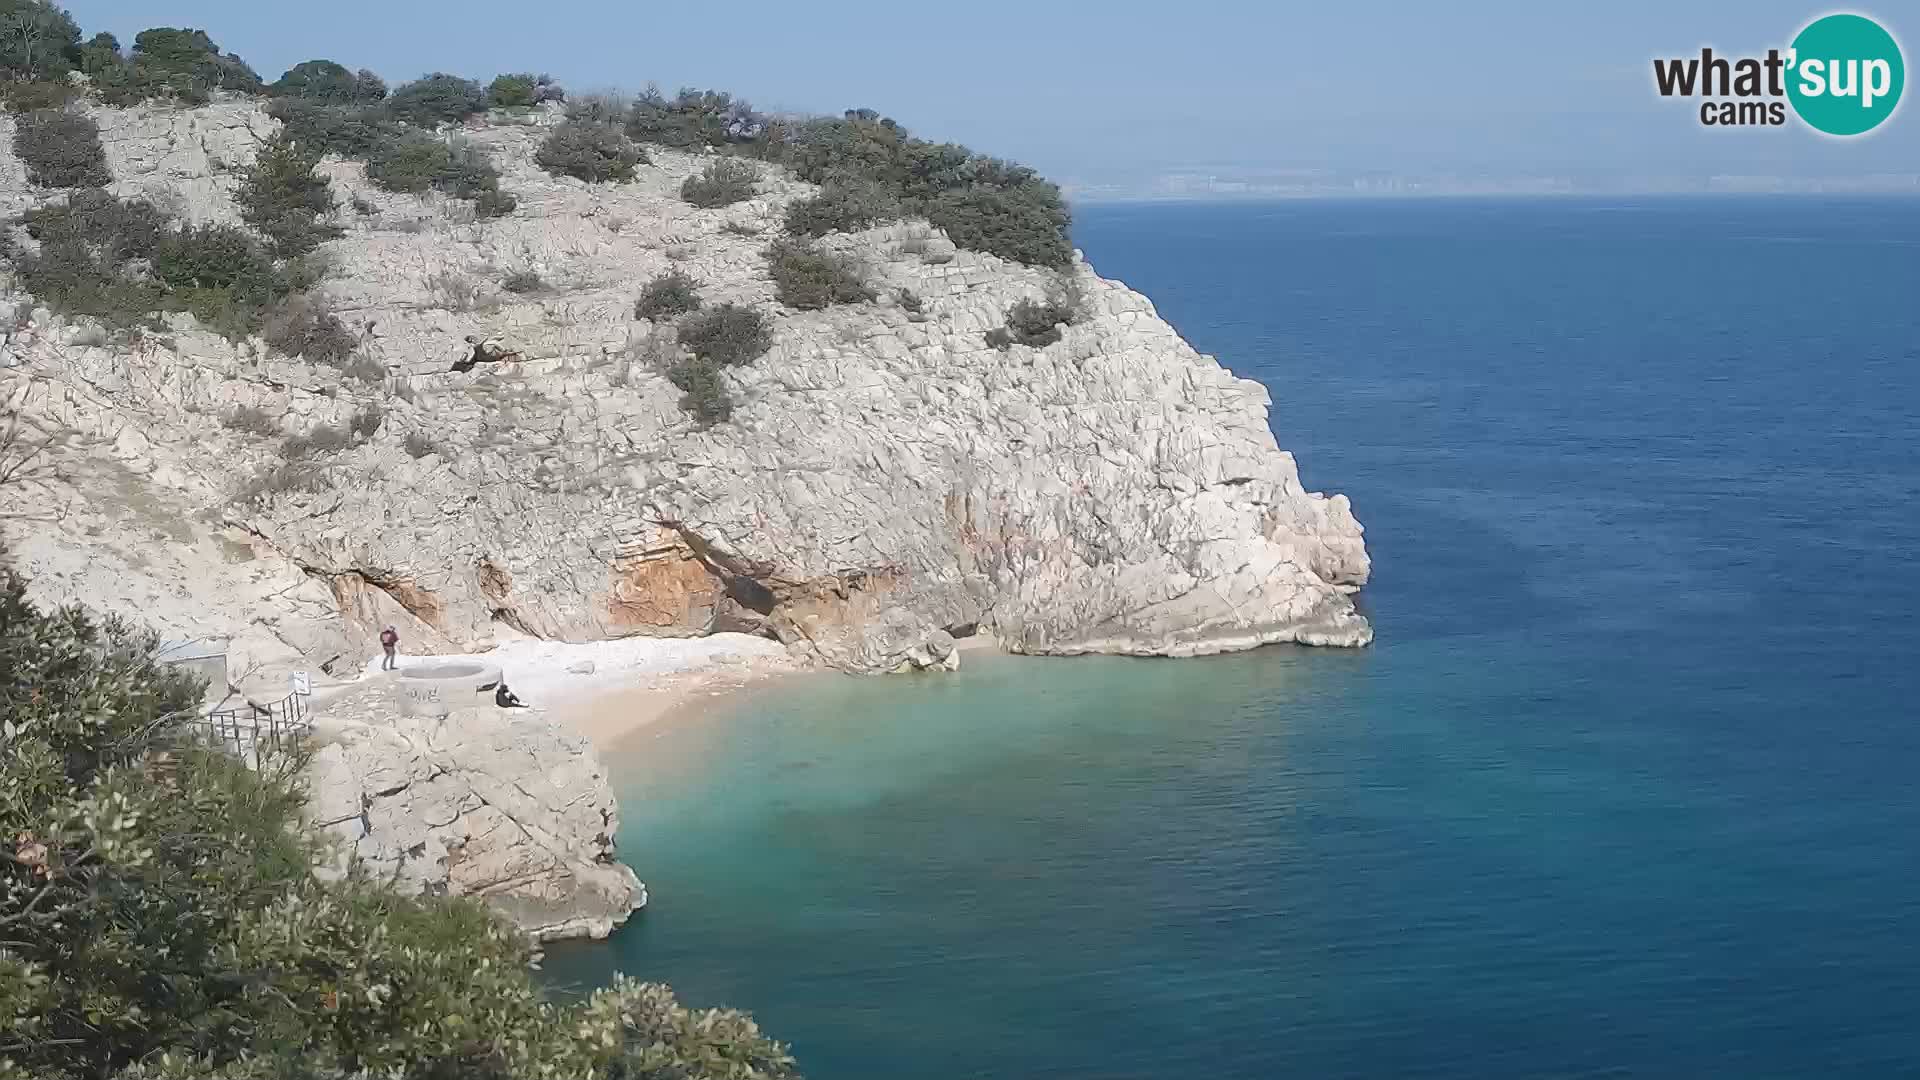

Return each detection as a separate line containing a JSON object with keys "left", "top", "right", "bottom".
{"left": 305, "top": 682, "right": 645, "bottom": 942}
{"left": 0, "top": 98, "right": 1370, "bottom": 677}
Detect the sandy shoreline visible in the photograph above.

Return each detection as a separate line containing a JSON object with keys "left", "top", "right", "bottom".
{"left": 334, "top": 631, "right": 804, "bottom": 755}
{"left": 321, "top": 629, "right": 1003, "bottom": 758}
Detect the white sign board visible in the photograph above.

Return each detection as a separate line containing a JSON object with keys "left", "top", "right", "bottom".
{"left": 291, "top": 671, "right": 312, "bottom": 696}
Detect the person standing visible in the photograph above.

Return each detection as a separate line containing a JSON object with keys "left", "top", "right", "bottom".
{"left": 379, "top": 625, "right": 399, "bottom": 671}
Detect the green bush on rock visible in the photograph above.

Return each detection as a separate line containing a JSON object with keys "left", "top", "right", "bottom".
{"left": 988, "top": 285, "right": 1084, "bottom": 349}
{"left": 0, "top": 561, "right": 801, "bottom": 1080}
{"left": 269, "top": 59, "right": 387, "bottom": 104}
{"left": 536, "top": 119, "right": 646, "bottom": 182}
{"left": 635, "top": 271, "right": 702, "bottom": 321}
{"left": 767, "top": 238, "right": 873, "bottom": 311}
{"left": 680, "top": 158, "right": 759, "bottom": 208}
{"left": 385, "top": 72, "right": 488, "bottom": 125}
{"left": 10, "top": 109, "right": 111, "bottom": 188}
{"left": 236, "top": 132, "right": 342, "bottom": 257}
{"left": 783, "top": 174, "right": 898, "bottom": 238}
{"left": 749, "top": 109, "right": 1072, "bottom": 267}
{"left": 677, "top": 302, "right": 772, "bottom": 368}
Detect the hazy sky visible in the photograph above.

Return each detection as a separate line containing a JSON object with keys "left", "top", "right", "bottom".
{"left": 65, "top": 1, "right": 1920, "bottom": 189}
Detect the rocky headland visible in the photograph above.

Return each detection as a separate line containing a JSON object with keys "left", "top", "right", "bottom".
{"left": 0, "top": 85, "right": 1369, "bottom": 939}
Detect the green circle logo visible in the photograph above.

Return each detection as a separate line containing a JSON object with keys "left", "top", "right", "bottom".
{"left": 1787, "top": 13, "right": 1905, "bottom": 135}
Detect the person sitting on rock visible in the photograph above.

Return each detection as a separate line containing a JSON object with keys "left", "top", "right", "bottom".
{"left": 450, "top": 335, "right": 524, "bottom": 373}
{"left": 495, "top": 681, "right": 527, "bottom": 709}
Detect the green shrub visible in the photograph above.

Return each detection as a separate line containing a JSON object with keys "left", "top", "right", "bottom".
{"left": 76, "top": 30, "right": 119, "bottom": 74}
{"left": 127, "top": 26, "right": 263, "bottom": 95}
{"left": 748, "top": 109, "right": 1073, "bottom": 267}
{"left": 503, "top": 269, "right": 543, "bottom": 294}
{"left": 473, "top": 186, "right": 518, "bottom": 219}
{"left": 680, "top": 158, "right": 760, "bottom": 208}
{"left": 152, "top": 223, "right": 279, "bottom": 295}
{"left": 386, "top": 72, "right": 488, "bottom": 125}
{"left": 269, "top": 58, "right": 386, "bottom": 103}
{"left": 8, "top": 191, "right": 169, "bottom": 327}
{"left": 535, "top": 119, "right": 645, "bottom": 182}
{"left": 0, "top": 77, "right": 79, "bottom": 112}
{"left": 991, "top": 288, "right": 1082, "bottom": 349}
{"left": 625, "top": 86, "right": 763, "bottom": 148}
{"left": 488, "top": 72, "right": 536, "bottom": 108}
{"left": 236, "top": 132, "right": 342, "bottom": 256}
{"left": 223, "top": 404, "right": 279, "bottom": 436}
{"left": 0, "top": 0, "right": 82, "bottom": 81}
{"left": 364, "top": 133, "right": 451, "bottom": 193}
{"left": 11, "top": 109, "right": 111, "bottom": 188}
{"left": 766, "top": 238, "right": 873, "bottom": 311}
{"left": 783, "top": 174, "right": 897, "bottom": 237}
{"left": 266, "top": 98, "right": 404, "bottom": 157}
{"left": 634, "top": 271, "right": 702, "bottom": 321}
{"left": 566, "top": 92, "right": 628, "bottom": 125}
{"left": 926, "top": 182, "right": 1073, "bottom": 269}
{"left": 677, "top": 302, "right": 771, "bottom": 367}
{"left": 666, "top": 353, "right": 734, "bottom": 425}
{"left": 261, "top": 292, "right": 356, "bottom": 364}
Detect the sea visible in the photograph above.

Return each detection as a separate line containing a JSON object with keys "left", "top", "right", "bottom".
{"left": 545, "top": 197, "right": 1920, "bottom": 1078}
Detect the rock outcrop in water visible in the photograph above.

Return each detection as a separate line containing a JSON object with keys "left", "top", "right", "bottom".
{"left": 0, "top": 99, "right": 1371, "bottom": 680}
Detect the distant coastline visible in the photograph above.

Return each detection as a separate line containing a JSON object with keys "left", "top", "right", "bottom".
{"left": 1063, "top": 175, "right": 1920, "bottom": 205}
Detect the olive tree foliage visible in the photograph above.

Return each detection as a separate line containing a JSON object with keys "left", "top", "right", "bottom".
{"left": 384, "top": 72, "right": 487, "bottom": 125}
{"left": 0, "top": 0, "right": 81, "bottom": 80}
{"left": 268, "top": 59, "right": 387, "bottom": 104}
{"left": 0, "top": 561, "right": 802, "bottom": 1079}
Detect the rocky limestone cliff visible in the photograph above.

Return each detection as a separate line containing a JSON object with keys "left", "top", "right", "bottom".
{"left": 305, "top": 684, "right": 646, "bottom": 942}
{"left": 0, "top": 99, "right": 1370, "bottom": 676}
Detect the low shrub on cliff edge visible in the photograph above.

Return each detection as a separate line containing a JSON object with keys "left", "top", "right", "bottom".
{"left": 11, "top": 109, "right": 112, "bottom": 188}
{"left": 748, "top": 109, "right": 1072, "bottom": 267}
{"left": 0, "top": 563, "right": 801, "bottom": 1080}
{"left": 987, "top": 282, "right": 1084, "bottom": 350}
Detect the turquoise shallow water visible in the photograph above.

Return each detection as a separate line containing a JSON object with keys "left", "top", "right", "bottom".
{"left": 547, "top": 198, "right": 1920, "bottom": 1077}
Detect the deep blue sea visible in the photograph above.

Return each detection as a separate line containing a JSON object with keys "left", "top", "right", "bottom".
{"left": 548, "top": 197, "right": 1920, "bottom": 1077}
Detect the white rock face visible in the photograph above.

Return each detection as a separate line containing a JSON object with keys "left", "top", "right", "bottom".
{"left": 0, "top": 98, "right": 1371, "bottom": 677}
{"left": 306, "top": 685, "right": 646, "bottom": 942}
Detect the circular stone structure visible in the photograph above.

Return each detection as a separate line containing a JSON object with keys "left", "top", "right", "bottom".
{"left": 395, "top": 661, "right": 503, "bottom": 718}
